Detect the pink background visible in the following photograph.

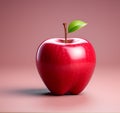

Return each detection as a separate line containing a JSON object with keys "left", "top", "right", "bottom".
{"left": 0, "top": 0, "right": 120, "bottom": 67}
{"left": 0, "top": 0, "right": 120, "bottom": 112}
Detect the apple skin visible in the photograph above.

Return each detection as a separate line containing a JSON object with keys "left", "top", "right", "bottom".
{"left": 36, "top": 38, "right": 96, "bottom": 95}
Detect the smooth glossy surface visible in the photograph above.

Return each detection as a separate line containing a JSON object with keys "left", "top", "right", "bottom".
{"left": 36, "top": 38, "right": 96, "bottom": 95}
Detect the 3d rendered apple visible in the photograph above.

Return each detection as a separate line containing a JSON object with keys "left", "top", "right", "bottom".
{"left": 36, "top": 20, "right": 96, "bottom": 95}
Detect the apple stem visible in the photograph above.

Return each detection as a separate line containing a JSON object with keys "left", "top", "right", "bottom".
{"left": 63, "top": 23, "right": 67, "bottom": 43}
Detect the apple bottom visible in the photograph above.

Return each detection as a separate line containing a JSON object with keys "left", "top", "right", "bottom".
{"left": 38, "top": 62, "right": 95, "bottom": 95}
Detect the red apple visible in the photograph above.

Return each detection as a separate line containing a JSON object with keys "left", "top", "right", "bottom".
{"left": 36, "top": 38, "right": 96, "bottom": 95}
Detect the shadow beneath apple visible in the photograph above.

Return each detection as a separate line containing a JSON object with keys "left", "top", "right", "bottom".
{"left": 3, "top": 88, "right": 87, "bottom": 96}
{"left": 2, "top": 88, "right": 52, "bottom": 96}
{"left": 2, "top": 88, "right": 93, "bottom": 111}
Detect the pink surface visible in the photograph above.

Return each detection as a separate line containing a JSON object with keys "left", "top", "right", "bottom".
{"left": 0, "top": 0, "right": 120, "bottom": 112}
{"left": 0, "top": 66, "right": 120, "bottom": 112}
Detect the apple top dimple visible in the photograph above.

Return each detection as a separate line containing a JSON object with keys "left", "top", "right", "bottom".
{"left": 43, "top": 38, "right": 88, "bottom": 45}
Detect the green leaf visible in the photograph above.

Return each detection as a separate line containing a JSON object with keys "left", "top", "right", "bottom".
{"left": 68, "top": 20, "right": 87, "bottom": 33}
